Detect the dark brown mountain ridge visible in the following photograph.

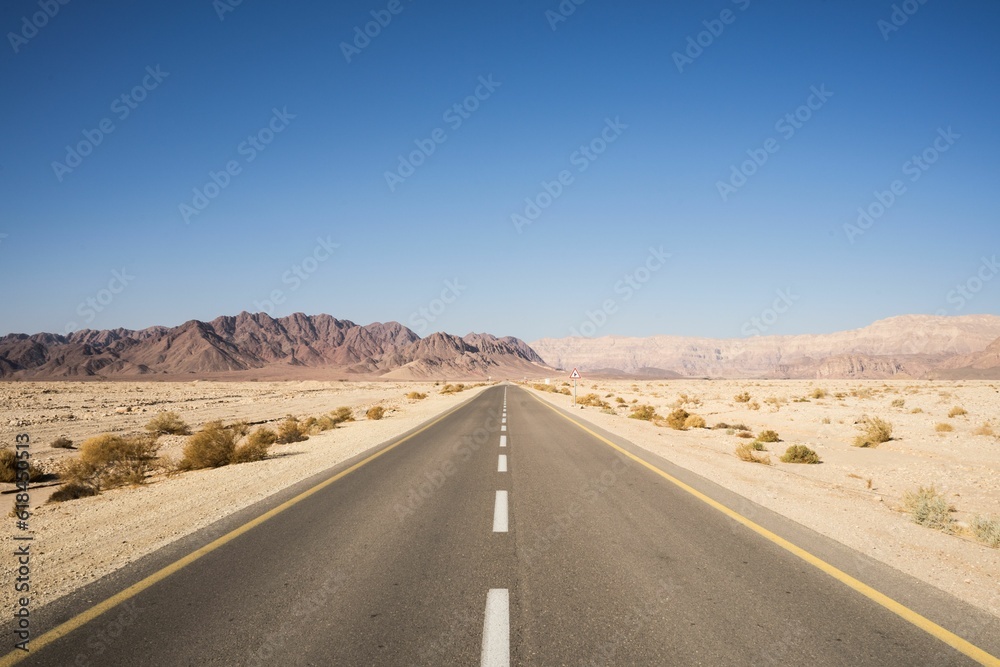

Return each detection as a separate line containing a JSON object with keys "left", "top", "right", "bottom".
{"left": 0, "top": 312, "right": 549, "bottom": 380}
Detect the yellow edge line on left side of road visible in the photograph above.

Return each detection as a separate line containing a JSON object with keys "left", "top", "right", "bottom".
{"left": 0, "top": 395, "right": 479, "bottom": 667}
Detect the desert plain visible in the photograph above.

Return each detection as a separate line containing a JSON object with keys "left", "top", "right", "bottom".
{"left": 1, "top": 378, "right": 998, "bottom": 620}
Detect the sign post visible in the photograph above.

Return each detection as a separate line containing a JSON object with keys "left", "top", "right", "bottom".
{"left": 569, "top": 368, "right": 581, "bottom": 405}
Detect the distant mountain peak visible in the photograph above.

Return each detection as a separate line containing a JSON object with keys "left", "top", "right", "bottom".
{"left": 0, "top": 312, "right": 548, "bottom": 380}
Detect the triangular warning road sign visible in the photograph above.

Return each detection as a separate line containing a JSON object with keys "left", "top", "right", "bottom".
{"left": 569, "top": 368, "right": 581, "bottom": 379}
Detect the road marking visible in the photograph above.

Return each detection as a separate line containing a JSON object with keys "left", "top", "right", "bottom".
{"left": 500, "top": 425, "right": 506, "bottom": 432}
{"left": 501, "top": 417, "right": 506, "bottom": 424}
{"left": 498, "top": 454, "right": 507, "bottom": 472}
{"left": 499, "top": 436, "right": 506, "bottom": 448}
{"left": 481, "top": 588, "right": 510, "bottom": 667}
{"left": 493, "top": 490, "right": 508, "bottom": 532}
{"left": 527, "top": 390, "right": 1000, "bottom": 667}
{"left": 0, "top": 397, "right": 479, "bottom": 667}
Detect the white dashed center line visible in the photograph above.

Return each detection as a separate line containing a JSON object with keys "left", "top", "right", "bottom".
{"left": 493, "top": 490, "right": 508, "bottom": 532}
{"left": 480, "top": 588, "right": 510, "bottom": 667}
{"left": 499, "top": 435, "right": 506, "bottom": 447}
{"left": 498, "top": 454, "right": 507, "bottom": 472}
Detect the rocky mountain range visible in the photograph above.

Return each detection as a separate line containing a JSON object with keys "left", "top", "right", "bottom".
{"left": 530, "top": 315, "right": 1000, "bottom": 380}
{"left": 0, "top": 312, "right": 548, "bottom": 380}
{"left": 3, "top": 313, "right": 999, "bottom": 381}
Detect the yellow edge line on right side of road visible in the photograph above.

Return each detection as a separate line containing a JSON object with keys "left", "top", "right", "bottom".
{"left": 529, "top": 391, "right": 1000, "bottom": 667}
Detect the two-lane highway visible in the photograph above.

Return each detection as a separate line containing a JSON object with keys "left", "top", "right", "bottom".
{"left": 3, "top": 385, "right": 998, "bottom": 665}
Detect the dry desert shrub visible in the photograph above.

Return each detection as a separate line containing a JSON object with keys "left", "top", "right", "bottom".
{"left": 811, "top": 388, "right": 828, "bottom": 399}
{"left": 180, "top": 422, "right": 274, "bottom": 470}
{"left": 440, "top": 383, "right": 466, "bottom": 394}
{"left": 972, "top": 422, "right": 995, "bottom": 437}
{"left": 713, "top": 422, "right": 740, "bottom": 430}
{"left": 902, "top": 486, "right": 954, "bottom": 531}
{"left": 180, "top": 422, "right": 237, "bottom": 469}
{"left": 853, "top": 416, "right": 893, "bottom": 448}
{"left": 935, "top": 422, "right": 954, "bottom": 433}
{"left": 683, "top": 414, "right": 707, "bottom": 429}
{"left": 331, "top": 407, "right": 354, "bottom": 425}
{"left": 406, "top": 391, "right": 428, "bottom": 400}
{"left": 577, "top": 393, "right": 610, "bottom": 409}
{"left": 665, "top": 409, "right": 690, "bottom": 430}
{"left": 276, "top": 416, "right": 309, "bottom": 443}
{"left": 970, "top": 516, "right": 1000, "bottom": 548}
{"left": 246, "top": 427, "right": 277, "bottom": 449}
{"left": 51, "top": 433, "right": 159, "bottom": 498}
{"left": 748, "top": 401, "right": 761, "bottom": 411}
{"left": 366, "top": 406, "right": 386, "bottom": 420}
{"left": 780, "top": 445, "right": 821, "bottom": 464}
{"left": 734, "top": 391, "right": 752, "bottom": 403}
{"left": 757, "top": 430, "right": 781, "bottom": 443}
{"left": 735, "top": 442, "right": 771, "bottom": 464}
{"left": 674, "top": 393, "right": 702, "bottom": 407}
{"left": 145, "top": 411, "right": 191, "bottom": 436}
{"left": 891, "top": 399, "right": 905, "bottom": 408}
{"left": 0, "top": 449, "right": 43, "bottom": 483}
{"left": 736, "top": 431, "right": 755, "bottom": 439}
{"left": 910, "top": 407, "right": 923, "bottom": 414}
{"left": 72, "top": 433, "right": 159, "bottom": 488}
{"left": 948, "top": 406, "right": 968, "bottom": 418}
{"left": 231, "top": 428, "right": 274, "bottom": 464}
{"left": 52, "top": 436, "right": 74, "bottom": 449}
{"left": 615, "top": 396, "right": 626, "bottom": 404}
{"left": 764, "top": 396, "right": 787, "bottom": 410}
{"left": 628, "top": 405, "right": 660, "bottom": 421}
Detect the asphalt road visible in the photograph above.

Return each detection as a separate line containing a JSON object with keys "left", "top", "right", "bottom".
{"left": 4, "top": 385, "right": 999, "bottom": 666}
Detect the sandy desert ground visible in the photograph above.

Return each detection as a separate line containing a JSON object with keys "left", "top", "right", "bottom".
{"left": 0, "top": 380, "right": 489, "bottom": 609}
{"left": 527, "top": 378, "right": 1000, "bottom": 617}
{"left": 1, "top": 379, "right": 998, "bottom": 621}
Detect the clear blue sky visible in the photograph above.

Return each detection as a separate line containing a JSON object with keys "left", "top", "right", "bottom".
{"left": 1, "top": 0, "right": 998, "bottom": 341}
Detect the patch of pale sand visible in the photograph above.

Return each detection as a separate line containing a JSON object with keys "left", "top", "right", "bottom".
{"left": 0, "top": 382, "right": 488, "bottom": 610}
{"left": 528, "top": 379, "right": 1000, "bottom": 618}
